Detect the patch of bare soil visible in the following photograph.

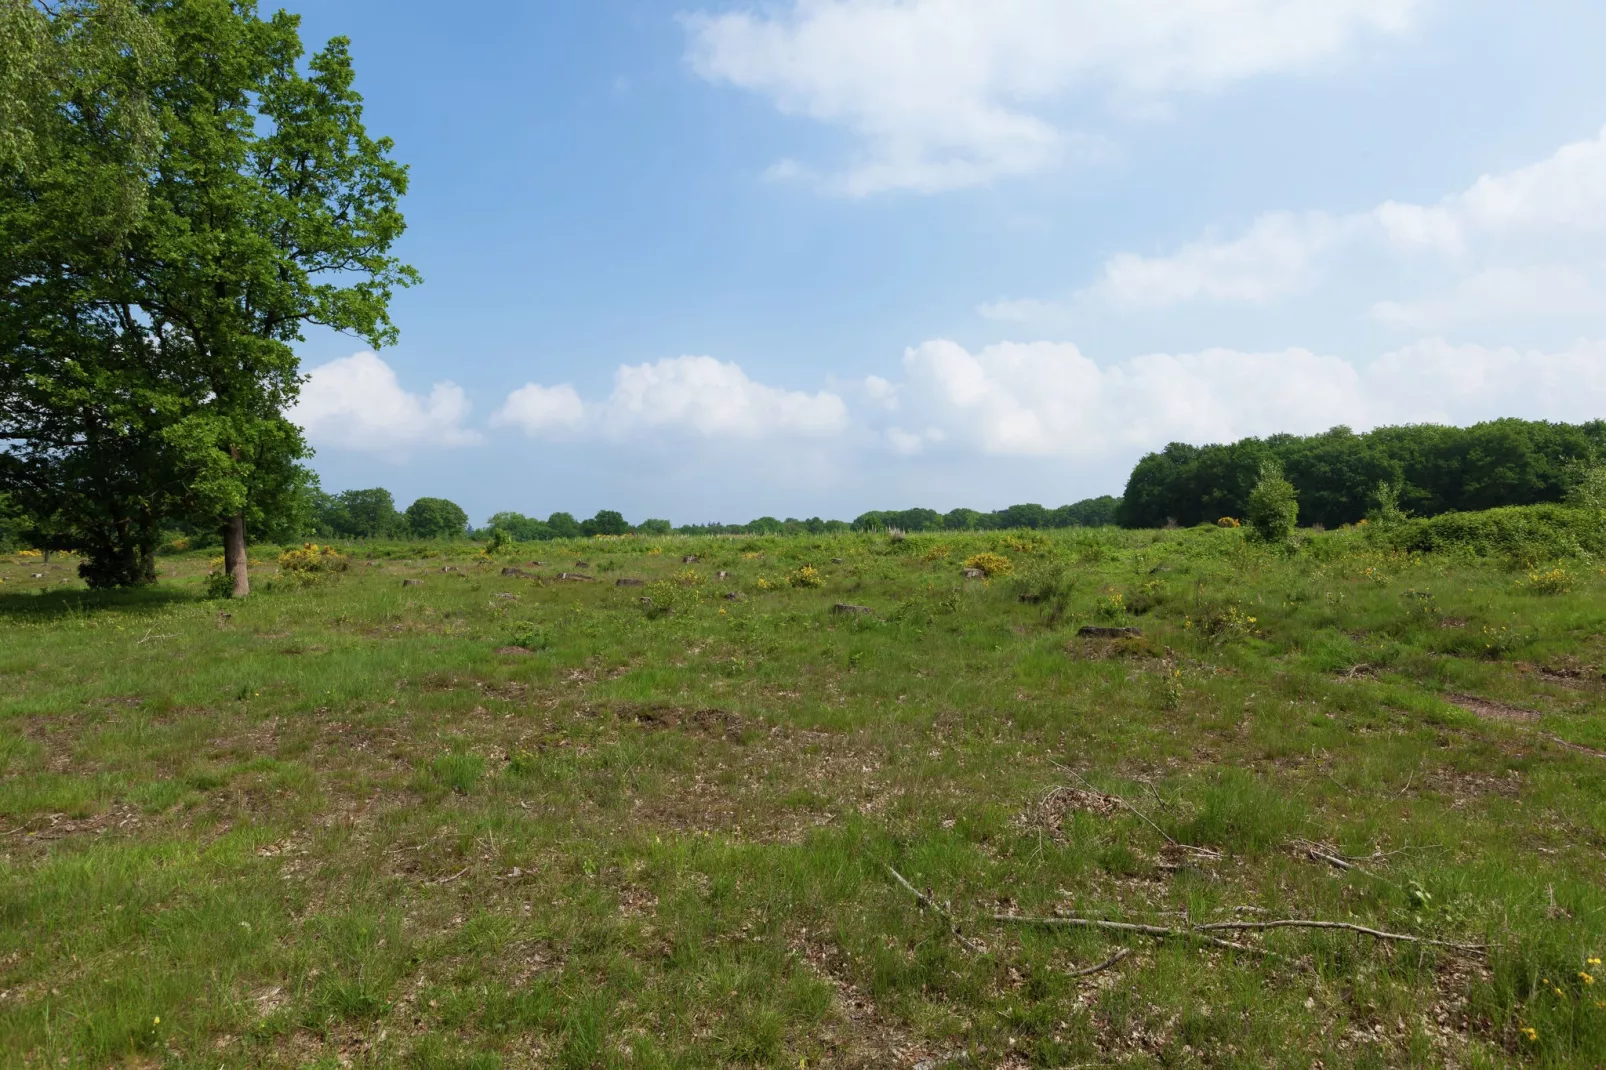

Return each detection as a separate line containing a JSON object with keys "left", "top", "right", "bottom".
{"left": 1032, "top": 786, "right": 1122, "bottom": 838}
{"left": 7, "top": 803, "right": 142, "bottom": 842}
{"left": 628, "top": 705, "right": 744, "bottom": 738}
{"left": 789, "top": 931, "right": 919, "bottom": 1069}
{"left": 1447, "top": 693, "right": 1540, "bottom": 724}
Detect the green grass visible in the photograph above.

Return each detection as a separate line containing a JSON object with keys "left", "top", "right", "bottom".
{"left": 3, "top": 524, "right": 1606, "bottom": 1066}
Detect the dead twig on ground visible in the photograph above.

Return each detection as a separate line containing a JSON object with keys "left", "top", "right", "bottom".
{"left": 991, "top": 914, "right": 1279, "bottom": 959}
{"left": 1551, "top": 734, "right": 1606, "bottom": 759}
{"left": 992, "top": 912, "right": 1485, "bottom": 960}
{"left": 1194, "top": 919, "right": 1485, "bottom": 956}
{"left": 1293, "top": 839, "right": 1396, "bottom": 886}
{"left": 885, "top": 864, "right": 986, "bottom": 954}
{"left": 1066, "top": 947, "right": 1131, "bottom": 978}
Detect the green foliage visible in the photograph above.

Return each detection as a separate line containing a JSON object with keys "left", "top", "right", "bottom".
{"left": 1119, "top": 418, "right": 1606, "bottom": 528}
{"left": 545, "top": 512, "right": 582, "bottom": 539}
{"left": 405, "top": 498, "right": 468, "bottom": 540}
{"left": 580, "top": 510, "right": 629, "bottom": 537}
{"left": 483, "top": 511, "right": 554, "bottom": 541}
{"left": 1566, "top": 462, "right": 1606, "bottom": 513}
{"left": 855, "top": 498, "right": 1120, "bottom": 534}
{"left": 0, "top": 0, "right": 415, "bottom": 587}
{"left": 1368, "top": 479, "right": 1408, "bottom": 525}
{"left": 635, "top": 518, "right": 672, "bottom": 536}
{"left": 1245, "top": 461, "right": 1299, "bottom": 543}
{"left": 482, "top": 527, "right": 515, "bottom": 556}
{"left": 1383, "top": 503, "right": 1606, "bottom": 564}
{"left": 316, "top": 488, "right": 404, "bottom": 539}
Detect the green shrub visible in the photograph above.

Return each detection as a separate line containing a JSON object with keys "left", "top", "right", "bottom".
{"left": 1245, "top": 461, "right": 1298, "bottom": 543}
{"left": 1382, "top": 503, "right": 1606, "bottom": 564}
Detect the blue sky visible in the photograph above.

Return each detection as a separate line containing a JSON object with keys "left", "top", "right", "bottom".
{"left": 286, "top": 0, "right": 1606, "bottom": 526}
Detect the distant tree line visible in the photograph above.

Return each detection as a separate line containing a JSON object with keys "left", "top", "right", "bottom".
{"left": 852, "top": 497, "right": 1121, "bottom": 532}
{"left": 274, "top": 492, "right": 1124, "bottom": 544}
{"left": 1117, "top": 419, "right": 1606, "bottom": 529}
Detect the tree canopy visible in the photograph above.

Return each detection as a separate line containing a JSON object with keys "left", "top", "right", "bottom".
{"left": 1117, "top": 419, "right": 1606, "bottom": 529}
{"left": 404, "top": 497, "right": 468, "bottom": 540}
{"left": 0, "top": 0, "right": 414, "bottom": 590}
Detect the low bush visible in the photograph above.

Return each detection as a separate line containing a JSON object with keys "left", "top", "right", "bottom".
{"left": 1246, "top": 461, "right": 1298, "bottom": 544}
{"left": 788, "top": 565, "right": 823, "bottom": 588}
{"left": 278, "top": 543, "right": 350, "bottom": 586}
{"left": 963, "top": 551, "right": 1013, "bottom": 578}
{"left": 1381, "top": 503, "right": 1606, "bottom": 565}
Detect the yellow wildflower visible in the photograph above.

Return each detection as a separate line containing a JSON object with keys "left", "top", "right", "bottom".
{"left": 153, "top": 1016, "right": 161, "bottom": 1025}
{"left": 1589, "top": 957, "right": 1602, "bottom": 966}
{"left": 1581, "top": 972, "right": 1596, "bottom": 985}
{"left": 1520, "top": 1026, "right": 1537, "bottom": 1041}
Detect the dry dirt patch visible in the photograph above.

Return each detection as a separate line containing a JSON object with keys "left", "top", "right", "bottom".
{"left": 1447, "top": 693, "right": 1540, "bottom": 724}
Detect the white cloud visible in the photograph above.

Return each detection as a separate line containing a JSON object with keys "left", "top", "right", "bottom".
{"left": 1069, "top": 126, "right": 1606, "bottom": 322}
{"left": 495, "top": 356, "right": 848, "bottom": 441}
{"left": 293, "top": 352, "right": 483, "bottom": 455}
{"left": 875, "top": 336, "right": 1606, "bottom": 458}
{"left": 685, "top": 0, "right": 1417, "bottom": 194}
{"left": 490, "top": 383, "right": 586, "bottom": 435}
{"left": 1089, "top": 210, "right": 1351, "bottom": 309}
{"left": 1371, "top": 265, "right": 1606, "bottom": 329}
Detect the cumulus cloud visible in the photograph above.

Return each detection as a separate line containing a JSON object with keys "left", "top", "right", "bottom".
{"left": 490, "top": 383, "right": 586, "bottom": 436}
{"left": 873, "top": 336, "right": 1606, "bottom": 458}
{"left": 1062, "top": 125, "right": 1606, "bottom": 328}
{"left": 292, "top": 352, "right": 483, "bottom": 455}
{"left": 1371, "top": 265, "right": 1606, "bottom": 329}
{"left": 684, "top": 0, "right": 1417, "bottom": 194}
{"left": 494, "top": 356, "right": 848, "bottom": 441}
{"left": 1088, "top": 211, "right": 1352, "bottom": 309}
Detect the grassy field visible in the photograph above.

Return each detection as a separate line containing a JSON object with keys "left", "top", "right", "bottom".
{"left": 3, "top": 525, "right": 1606, "bottom": 1068}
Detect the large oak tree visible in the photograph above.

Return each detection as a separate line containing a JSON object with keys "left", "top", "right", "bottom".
{"left": 0, "top": 0, "right": 415, "bottom": 592}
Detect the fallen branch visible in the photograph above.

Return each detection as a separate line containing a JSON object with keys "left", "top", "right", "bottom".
{"left": 1293, "top": 839, "right": 1395, "bottom": 887}
{"left": 427, "top": 867, "right": 469, "bottom": 886}
{"left": 990, "top": 914, "right": 1278, "bottom": 959}
{"left": 1066, "top": 946, "right": 1131, "bottom": 978}
{"left": 1551, "top": 734, "right": 1606, "bottom": 759}
{"left": 885, "top": 864, "right": 985, "bottom": 954}
{"left": 1194, "top": 919, "right": 1485, "bottom": 955}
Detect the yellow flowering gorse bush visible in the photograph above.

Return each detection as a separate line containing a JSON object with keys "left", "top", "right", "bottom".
{"left": 963, "top": 552, "right": 1013, "bottom": 578}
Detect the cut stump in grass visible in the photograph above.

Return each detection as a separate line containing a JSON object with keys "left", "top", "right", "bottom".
{"left": 1078, "top": 625, "right": 1142, "bottom": 638}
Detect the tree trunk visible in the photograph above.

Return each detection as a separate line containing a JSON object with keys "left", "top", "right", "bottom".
{"left": 224, "top": 511, "right": 249, "bottom": 598}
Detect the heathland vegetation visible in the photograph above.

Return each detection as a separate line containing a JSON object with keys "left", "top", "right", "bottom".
{"left": 5, "top": 509, "right": 1606, "bottom": 1066}
{"left": 7, "top": 4, "right": 1606, "bottom": 1068}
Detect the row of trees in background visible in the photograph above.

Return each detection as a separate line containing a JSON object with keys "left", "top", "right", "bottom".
{"left": 289, "top": 493, "right": 1125, "bottom": 542}
{"left": 1117, "top": 419, "right": 1606, "bottom": 529}
{"left": 852, "top": 497, "right": 1121, "bottom": 532}
{"left": 308, "top": 489, "right": 467, "bottom": 540}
